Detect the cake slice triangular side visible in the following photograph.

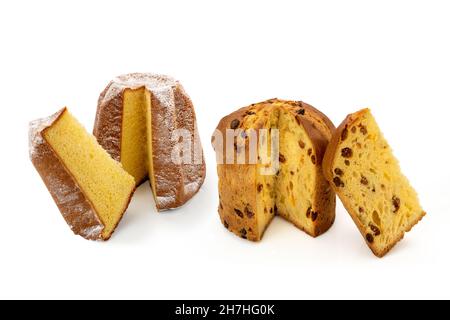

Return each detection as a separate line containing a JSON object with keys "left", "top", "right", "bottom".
{"left": 323, "top": 108, "right": 426, "bottom": 257}
{"left": 30, "top": 108, "right": 136, "bottom": 240}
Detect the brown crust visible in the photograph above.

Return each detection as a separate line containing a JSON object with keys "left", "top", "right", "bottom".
{"left": 214, "top": 100, "right": 283, "bottom": 241}
{"left": 30, "top": 108, "right": 135, "bottom": 241}
{"left": 213, "top": 98, "right": 336, "bottom": 240}
{"left": 214, "top": 99, "right": 336, "bottom": 143}
{"left": 93, "top": 83, "right": 123, "bottom": 162}
{"left": 173, "top": 85, "right": 207, "bottom": 207}
{"left": 30, "top": 108, "right": 103, "bottom": 240}
{"left": 30, "top": 108, "right": 135, "bottom": 240}
{"left": 217, "top": 164, "right": 261, "bottom": 241}
{"left": 214, "top": 106, "right": 261, "bottom": 241}
{"left": 93, "top": 74, "right": 206, "bottom": 211}
{"left": 322, "top": 108, "right": 425, "bottom": 257}
{"left": 295, "top": 101, "right": 336, "bottom": 137}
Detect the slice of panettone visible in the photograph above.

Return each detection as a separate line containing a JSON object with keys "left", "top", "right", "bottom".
{"left": 323, "top": 108, "right": 426, "bottom": 257}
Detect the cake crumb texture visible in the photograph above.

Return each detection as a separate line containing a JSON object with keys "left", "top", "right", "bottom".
{"left": 323, "top": 108, "right": 425, "bottom": 257}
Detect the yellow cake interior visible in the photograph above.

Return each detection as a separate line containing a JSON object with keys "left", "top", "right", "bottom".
{"left": 121, "top": 88, "right": 150, "bottom": 185}
{"left": 43, "top": 109, "right": 136, "bottom": 239}
{"left": 144, "top": 91, "right": 157, "bottom": 199}
{"left": 330, "top": 109, "right": 424, "bottom": 253}
{"left": 254, "top": 108, "right": 279, "bottom": 236}
{"left": 275, "top": 109, "right": 318, "bottom": 235}
{"left": 121, "top": 88, "right": 157, "bottom": 198}
{"left": 242, "top": 102, "right": 326, "bottom": 237}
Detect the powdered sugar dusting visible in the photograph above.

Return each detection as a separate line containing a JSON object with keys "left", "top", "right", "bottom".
{"left": 184, "top": 180, "right": 203, "bottom": 197}
{"left": 29, "top": 108, "right": 65, "bottom": 160}
{"left": 100, "top": 73, "right": 178, "bottom": 107}
{"left": 29, "top": 109, "right": 104, "bottom": 240}
{"left": 79, "top": 224, "right": 103, "bottom": 239}
{"left": 96, "top": 73, "right": 205, "bottom": 210}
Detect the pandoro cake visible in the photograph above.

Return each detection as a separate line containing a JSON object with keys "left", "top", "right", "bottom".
{"left": 94, "top": 73, "right": 205, "bottom": 211}
{"left": 29, "top": 108, "right": 136, "bottom": 240}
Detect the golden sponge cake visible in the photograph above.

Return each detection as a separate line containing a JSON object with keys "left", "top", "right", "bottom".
{"left": 94, "top": 73, "right": 205, "bottom": 211}
{"left": 29, "top": 108, "right": 136, "bottom": 240}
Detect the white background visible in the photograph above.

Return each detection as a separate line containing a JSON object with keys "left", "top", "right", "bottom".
{"left": 1, "top": 0, "right": 449, "bottom": 299}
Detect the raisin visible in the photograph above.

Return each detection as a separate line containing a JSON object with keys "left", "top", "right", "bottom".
{"left": 297, "top": 108, "right": 305, "bottom": 115}
{"left": 298, "top": 140, "right": 305, "bottom": 149}
{"left": 345, "top": 160, "right": 350, "bottom": 166}
{"left": 224, "top": 220, "right": 229, "bottom": 229}
{"left": 351, "top": 127, "right": 357, "bottom": 133}
{"left": 334, "top": 168, "right": 344, "bottom": 176}
{"left": 359, "top": 207, "right": 365, "bottom": 213}
{"left": 341, "top": 147, "right": 353, "bottom": 158}
{"left": 240, "top": 228, "right": 247, "bottom": 236}
{"left": 311, "top": 155, "right": 316, "bottom": 165}
{"left": 370, "top": 224, "right": 381, "bottom": 236}
{"left": 230, "top": 119, "right": 240, "bottom": 129}
{"left": 245, "top": 206, "right": 254, "bottom": 218}
{"left": 234, "top": 209, "right": 244, "bottom": 218}
{"left": 341, "top": 127, "right": 348, "bottom": 141}
{"left": 270, "top": 207, "right": 273, "bottom": 214}
{"left": 311, "top": 211, "right": 318, "bottom": 222}
{"left": 360, "top": 175, "right": 369, "bottom": 185}
{"left": 290, "top": 171, "right": 294, "bottom": 175}
{"left": 372, "top": 211, "right": 381, "bottom": 226}
{"left": 333, "top": 176, "right": 345, "bottom": 188}
{"left": 392, "top": 196, "right": 401, "bottom": 213}
{"left": 306, "top": 207, "right": 312, "bottom": 218}
{"left": 359, "top": 125, "right": 368, "bottom": 135}
{"left": 279, "top": 154, "right": 286, "bottom": 163}
{"left": 307, "top": 148, "right": 312, "bottom": 156}
{"left": 274, "top": 205, "right": 278, "bottom": 214}
{"left": 257, "top": 184, "right": 263, "bottom": 193}
{"left": 366, "top": 233, "right": 374, "bottom": 243}
{"left": 245, "top": 111, "right": 256, "bottom": 116}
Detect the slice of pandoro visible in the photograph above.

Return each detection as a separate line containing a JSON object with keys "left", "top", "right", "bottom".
{"left": 323, "top": 108, "right": 425, "bottom": 257}
{"left": 29, "top": 108, "right": 136, "bottom": 240}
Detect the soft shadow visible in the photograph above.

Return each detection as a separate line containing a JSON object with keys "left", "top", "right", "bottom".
{"left": 110, "top": 182, "right": 157, "bottom": 243}
{"left": 109, "top": 176, "right": 213, "bottom": 243}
